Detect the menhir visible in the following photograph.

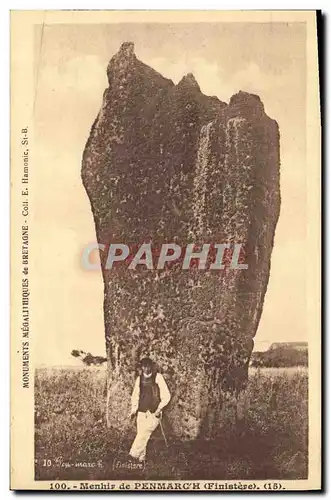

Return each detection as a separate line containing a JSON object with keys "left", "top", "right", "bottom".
{"left": 82, "top": 42, "right": 280, "bottom": 439}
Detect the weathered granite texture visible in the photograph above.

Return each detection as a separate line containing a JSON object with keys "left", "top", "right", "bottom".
{"left": 82, "top": 42, "right": 280, "bottom": 439}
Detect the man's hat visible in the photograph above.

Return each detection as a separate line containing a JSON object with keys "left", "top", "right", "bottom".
{"left": 139, "top": 357, "right": 153, "bottom": 367}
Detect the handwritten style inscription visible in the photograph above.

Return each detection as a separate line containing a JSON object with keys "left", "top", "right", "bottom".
{"left": 37, "top": 457, "right": 104, "bottom": 470}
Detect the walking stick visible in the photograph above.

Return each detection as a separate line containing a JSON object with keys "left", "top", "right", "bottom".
{"left": 159, "top": 418, "right": 168, "bottom": 448}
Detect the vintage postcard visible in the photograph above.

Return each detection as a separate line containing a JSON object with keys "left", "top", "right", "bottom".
{"left": 10, "top": 10, "right": 321, "bottom": 491}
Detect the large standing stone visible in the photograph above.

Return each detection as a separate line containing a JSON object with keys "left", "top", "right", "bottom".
{"left": 82, "top": 42, "right": 280, "bottom": 439}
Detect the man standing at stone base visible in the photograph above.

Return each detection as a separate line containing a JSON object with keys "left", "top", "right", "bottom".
{"left": 129, "top": 357, "right": 171, "bottom": 462}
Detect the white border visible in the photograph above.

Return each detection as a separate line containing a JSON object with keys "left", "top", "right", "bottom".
{"left": 3, "top": 3, "right": 327, "bottom": 498}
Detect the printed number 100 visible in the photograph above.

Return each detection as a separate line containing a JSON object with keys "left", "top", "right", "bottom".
{"left": 50, "top": 483, "right": 68, "bottom": 490}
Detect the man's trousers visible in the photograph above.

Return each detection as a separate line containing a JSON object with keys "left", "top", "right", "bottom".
{"left": 129, "top": 411, "right": 160, "bottom": 461}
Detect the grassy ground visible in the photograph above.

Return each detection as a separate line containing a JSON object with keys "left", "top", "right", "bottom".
{"left": 35, "top": 366, "right": 308, "bottom": 481}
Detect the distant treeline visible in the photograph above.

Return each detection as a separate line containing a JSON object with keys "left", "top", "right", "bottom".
{"left": 71, "top": 344, "right": 308, "bottom": 369}
{"left": 251, "top": 347, "right": 308, "bottom": 368}
{"left": 71, "top": 350, "right": 107, "bottom": 366}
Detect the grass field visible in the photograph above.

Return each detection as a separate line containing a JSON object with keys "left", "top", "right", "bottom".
{"left": 35, "top": 366, "right": 308, "bottom": 481}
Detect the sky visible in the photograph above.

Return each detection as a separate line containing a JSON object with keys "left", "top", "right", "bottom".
{"left": 33, "top": 22, "right": 307, "bottom": 365}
